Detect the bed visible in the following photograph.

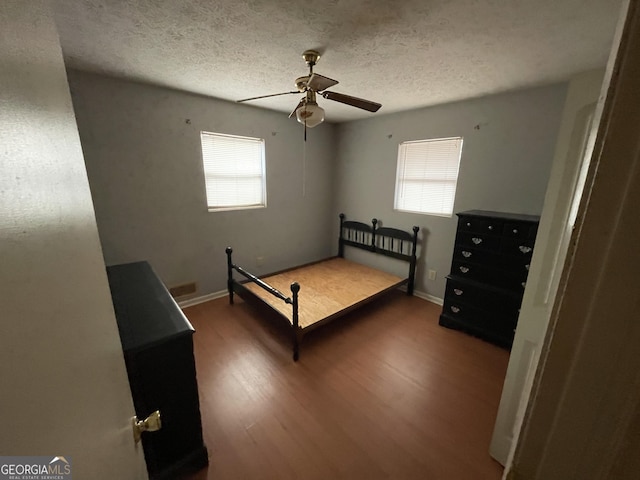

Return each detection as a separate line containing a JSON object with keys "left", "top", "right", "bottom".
{"left": 225, "top": 214, "right": 420, "bottom": 361}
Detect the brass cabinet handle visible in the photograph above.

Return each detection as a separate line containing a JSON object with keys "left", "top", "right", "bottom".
{"left": 519, "top": 245, "right": 532, "bottom": 254}
{"left": 132, "top": 410, "right": 162, "bottom": 443}
{"left": 454, "top": 289, "right": 463, "bottom": 295}
{"left": 472, "top": 237, "right": 483, "bottom": 245}
{"left": 459, "top": 266, "right": 470, "bottom": 273}
{"left": 450, "top": 306, "right": 460, "bottom": 313}
{"left": 462, "top": 250, "right": 472, "bottom": 258}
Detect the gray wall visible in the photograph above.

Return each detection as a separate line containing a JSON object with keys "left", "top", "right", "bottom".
{"left": 333, "top": 84, "right": 567, "bottom": 299}
{"left": 68, "top": 70, "right": 337, "bottom": 296}
{"left": 70, "top": 69, "right": 566, "bottom": 301}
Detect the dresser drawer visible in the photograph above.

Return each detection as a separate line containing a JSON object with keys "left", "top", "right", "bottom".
{"left": 451, "top": 260, "right": 490, "bottom": 283}
{"left": 445, "top": 277, "right": 522, "bottom": 314}
{"left": 502, "top": 260, "right": 531, "bottom": 278}
{"left": 502, "top": 221, "right": 538, "bottom": 239}
{"left": 441, "top": 300, "right": 518, "bottom": 333}
{"left": 456, "top": 232, "right": 501, "bottom": 252}
{"left": 452, "top": 260, "right": 529, "bottom": 292}
{"left": 453, "top": 246, "right": 500, "bottom": 265}
{"left": 501, "top": 237, "right": 535, "bottom": 259}
{"left": 454, "top": 246, "right": 531, "bottom": 275}
{"left": 439, "top": 311, "right": 516, "bottom": 348}
{"left": 458, "top": 215, "right": 504, "bottom": 235}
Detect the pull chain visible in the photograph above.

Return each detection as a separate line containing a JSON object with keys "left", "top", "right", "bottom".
{"left": 302, "top": 124, "right": 307, "bottom": 197}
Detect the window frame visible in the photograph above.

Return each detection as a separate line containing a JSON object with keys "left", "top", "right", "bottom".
{"left": 200, "top": 131, "right": 267, "bottom": 212}
{"left": 393, "top": 136, "right": 463, "bottom": 218}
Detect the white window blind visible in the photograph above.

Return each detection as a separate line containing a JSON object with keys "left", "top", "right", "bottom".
{"left": 394, "top": 137, "right": 463, "bottom": 217}
{"left": 200, "top": 131, "right": 266, "bottom": 211}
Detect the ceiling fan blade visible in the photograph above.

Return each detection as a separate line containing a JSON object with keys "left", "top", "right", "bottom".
{"left": 289, "top": 98, "right": 305, "bottom": 118}
{"left": 307, "top": 73, "right": 339, "bottom": 92}
{"left": 321, "top": 91, "right": 381, "bottom": 112}
{"left": 237, "top": 91, "right": 299, "bottom": 103}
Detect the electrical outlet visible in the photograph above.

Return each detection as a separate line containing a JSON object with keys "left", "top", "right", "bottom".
{"left": 428, "top": 269, "right": 437, "bottom": 280}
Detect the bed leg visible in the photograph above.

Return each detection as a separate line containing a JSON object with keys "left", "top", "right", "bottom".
{"left": 338, "top": 213, "right": 345, "bottom": 258}
{"left": 228, "top": 285, "right": 234, "bottom": 304}
{"left": 293, "top": 328, "right": 301, "bottom": 361}
{"left": 291, "top": 282, "right": 300, "bottom": 361}
{"left": 408, "top": 226, "right": 419, "bottom": 296}
{"left": 226, "top": 246, "right": 234, "bottom": 305}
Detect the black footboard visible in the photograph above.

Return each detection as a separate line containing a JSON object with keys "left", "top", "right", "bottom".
{"left": 226, "top": 247, "right": 301, "bottom": 361}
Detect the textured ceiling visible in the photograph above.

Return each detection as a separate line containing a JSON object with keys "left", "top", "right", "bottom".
{"left": 52, "top": 0, "right": 622, "bottom": 122}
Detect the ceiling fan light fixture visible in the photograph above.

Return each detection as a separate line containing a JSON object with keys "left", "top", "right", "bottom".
{"left": 236, "top": 49, "right": 381, "bottom": 126}
{"left": 295, "top": 101, "right": 324, "bottom": 128}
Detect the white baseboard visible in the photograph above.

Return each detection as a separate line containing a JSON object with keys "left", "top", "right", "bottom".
{"left": 413, "top": 289, "right": 444, "bottom": 306}
{"left": 178, "top": 289, "right": 228, "bottom": 308}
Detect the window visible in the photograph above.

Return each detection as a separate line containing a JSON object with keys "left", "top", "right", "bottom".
{"left": 200, "top": 131, "right": 266, "bottom": 211}
{"left": 394, "top": 137, "right": 463, "bottom": 217}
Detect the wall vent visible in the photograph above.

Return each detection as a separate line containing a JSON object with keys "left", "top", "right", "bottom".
{"left": 169, "top": 282, "right": 197, "bottom": 298}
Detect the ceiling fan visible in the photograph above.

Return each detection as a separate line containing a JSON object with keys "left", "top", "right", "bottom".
{"left": 237, "top": 50, "right": 382, "bottom": 129}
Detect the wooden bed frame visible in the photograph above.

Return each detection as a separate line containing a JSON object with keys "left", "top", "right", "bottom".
{"left": 226, "top": 214, "right": 419, "bottom": 361}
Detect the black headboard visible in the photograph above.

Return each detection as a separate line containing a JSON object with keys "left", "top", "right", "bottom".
{"left": 337, "top": 214, "right": 420, "bottom": 294}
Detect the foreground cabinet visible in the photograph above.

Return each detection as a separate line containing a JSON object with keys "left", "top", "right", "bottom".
{"left": 107, "top": 261, "right": 208, "bottom": 479}
{"left": 439, "top": 210, "right": 540, "bottom": 348}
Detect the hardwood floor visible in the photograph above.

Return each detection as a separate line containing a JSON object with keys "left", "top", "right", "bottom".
{"left": 183, "top": 291, "right": 508, "bottom": 480}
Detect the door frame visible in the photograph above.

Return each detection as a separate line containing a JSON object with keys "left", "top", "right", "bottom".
{"left": 506, "top": 0, "right": 640, "bottom": 477}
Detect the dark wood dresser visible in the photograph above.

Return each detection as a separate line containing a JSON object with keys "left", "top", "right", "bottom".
{"left": 439, "top": 210, "right": 540, "bottom": 348}
{"left": 107, "top": 261, "right": 208, "bottom": 479}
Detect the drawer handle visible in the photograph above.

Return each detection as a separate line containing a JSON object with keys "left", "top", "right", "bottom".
{"left": 450, "top": 306, "right": 460, "bottom": 313}
{"left": 453, "top": 288, "right": 463, "bottom": 296}
{"left": 133, "top": 410, "right": 162, "bottom": 443}
{"left": 513, "top": 228, "right": 519, "bottom": 234}
{"left": 472, "top": 237, "right": 483, "bottom": 245}
{"left": 519, "top": 245, "right": 532, "bottom": 253}
{"left": 521, "top": 282, "right": 527, "bottom": 288}
{"left": 459, "top": 266, "right": 470, "bottom": 273}
{"left": 525, "top": 264, "right": 530, "bottom": 271}
{"left": 462, "top": 250, "right": 472, "bottom": 258}
{"left": 488, "top": 225, "right": 493, "bottom": 230}
{"left": 466, "top": 222, "right": 471, "bottom": 227}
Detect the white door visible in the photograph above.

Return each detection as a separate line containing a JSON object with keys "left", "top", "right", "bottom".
{"left": 0, "top": 3, "right": 148, "bottom": 478}
{"left": 489, "top": 70, "right": 605, "bottom": 465}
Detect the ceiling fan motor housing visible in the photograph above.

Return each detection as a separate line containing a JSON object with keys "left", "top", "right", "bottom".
{"left": 302, "top": 50, "right": 320, "bottom": 67}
